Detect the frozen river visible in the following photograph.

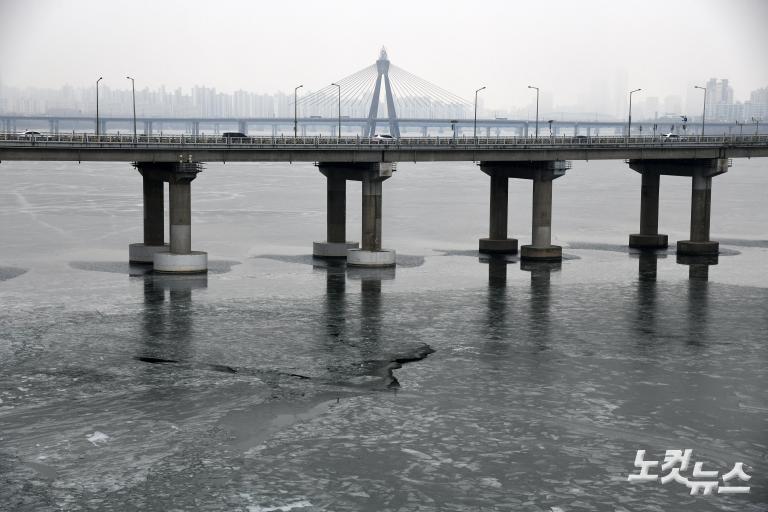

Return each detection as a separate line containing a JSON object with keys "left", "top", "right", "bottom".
{"left": 1, "top": 158, "right": 766, "bottom": 511}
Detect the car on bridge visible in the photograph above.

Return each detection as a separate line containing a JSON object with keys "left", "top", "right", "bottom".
{"left": 372, "top": 134, "right": 396, "bottom": 143}
{"left": 21, "top": 130, "right": 43, "bottom": 138}
{"left": 222, "top": 132, "right": 247, "bottom": 140}
{"left": 663, "top": 133, "right": 680, "bottom": 141}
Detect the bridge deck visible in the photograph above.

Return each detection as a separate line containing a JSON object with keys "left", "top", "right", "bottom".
{"left": 1, "top": 134, "right": 767, "bottom": 163}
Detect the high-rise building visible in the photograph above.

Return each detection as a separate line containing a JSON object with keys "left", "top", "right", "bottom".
{"left": 705, "top": 78, "right": 734, "bottom": 121}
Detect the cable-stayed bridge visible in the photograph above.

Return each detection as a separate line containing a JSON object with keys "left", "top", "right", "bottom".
{"left": 296, "top": 47, "right": 471, "bottom": 136}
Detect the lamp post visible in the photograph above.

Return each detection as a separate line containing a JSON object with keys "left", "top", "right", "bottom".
{"left": 753, "top": 117, "right": 761, "bottom": 135}
{"left": 548, "top": 119, "right": 554, "bottom": 137}
{"left": 294, "top": 84, "right": 303, "bottom": 138}
{"left": 694, "top": 85, "right": 707, "bottom": 136}
{"left": 474, "top": 86, "right": 485, "bottom": 140}
{"left": 331, "top": 83, "right": 341, "bottom": 138}
{"left": 627, "top": 88, "right": 641, "bottom": 137}
{"left": 527, "top": 85, "right": 539, "bottom": 138}
{"left": 95, "top": 76, "right": 103, "bottom": 136}
{"left": 126, "top": 76, "right": 136, "bottom": 143}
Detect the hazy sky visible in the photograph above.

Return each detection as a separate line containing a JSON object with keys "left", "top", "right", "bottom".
{"left": 1, "top": 0, "right": 767, "bottom": 109}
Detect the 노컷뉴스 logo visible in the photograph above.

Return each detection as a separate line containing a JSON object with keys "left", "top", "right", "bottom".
{"left": 627, "top": 449, "right": 751, "bottom": 495}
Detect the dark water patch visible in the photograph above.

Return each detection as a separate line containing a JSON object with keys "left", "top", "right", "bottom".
{"left": 254, "top": 253, "right": 425, "bottom": 268}
{"left": 0, "top": 267, "right": 27, "bottom": 282}
{"left": 328, "top": 343, "right": 435, "bottom": 389}
{"left": 135, "top": 356, "right": 178, "bottom": 364}
{"left": 567, "top": 241, "right": 672, "bottom": 254}
{"left": 435, "top": 248, "right": 483, "bottom": 257}
{"left": 69, "top": 260, "right": 240, "bottom": 275}
{"left": 718, "top": 238, "right": 768, "bottom": 248}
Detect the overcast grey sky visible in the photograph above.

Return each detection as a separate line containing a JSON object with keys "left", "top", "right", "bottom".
{"left": 1, "top": 0, "right": 766, "bottom": 110}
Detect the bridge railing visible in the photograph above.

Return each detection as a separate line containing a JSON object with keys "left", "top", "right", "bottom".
{"left": 1, "top": 133, "right": 767, "bottom": 148}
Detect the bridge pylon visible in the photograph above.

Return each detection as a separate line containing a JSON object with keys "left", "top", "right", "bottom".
{"left": 366, "top": 47, "right": 400, "bottom": 138}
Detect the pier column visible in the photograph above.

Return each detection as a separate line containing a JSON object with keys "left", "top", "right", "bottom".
{"left": 129, "top": 168, "right": 168, "bottom": 263}
{"left": 238, "top": 120, "right": 247, "bottom": 134}
{"left": 629, "top": 169, "right": 668, "bottom": 248}
{"left": 677, "top": 166, "right": 724, "bottom": 255}
{"left": 313, "top": 165, "right": 359, "bottom": 258}
{"left": 522, "top": 169, "right": 563, "bottom": 260}
{"left": 479, "top": 170, "right": 517, "bottom": 254}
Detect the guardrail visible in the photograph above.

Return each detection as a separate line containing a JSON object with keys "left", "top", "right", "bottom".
{"left": 1, "top": 133, "right": 767, "bottom": 148}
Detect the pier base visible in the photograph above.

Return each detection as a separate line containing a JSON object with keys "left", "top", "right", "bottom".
{"left": 520, "top": 245, "right": 563, "bottom": 261}
{"left": 313, "top": 241, "right": 359, "bottom": 258}
{"left": 129, "top": 243, "right": 169, "bottom": 263}
{"left": 677, "top": 240, "right": 719, "bottom": 256}
{"left": 479, "top": 238, "right": 518, "bottom": 254}
{"left": 153, "top": 251, "right": 208, "bottom": 274}
{"left": 347, "top": 249, "right": 396, "bottom": 268}
{"left": 629, "top": 234, "right": 669, "bottom": 249}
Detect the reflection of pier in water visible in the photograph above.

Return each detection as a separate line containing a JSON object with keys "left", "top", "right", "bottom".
{"left": 677, "top": 253, "right": 717, "bottom": 347}
{"left": 314, "top": 261, "right": 395, "bottom": 370}
{"left": 139, "top": 273, "right": 208, "bottom": 361}
{"left": 522, "top": 260, "right": 560, "bottom": 348}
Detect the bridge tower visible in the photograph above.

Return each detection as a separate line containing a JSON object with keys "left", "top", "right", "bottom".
{"left": 366, "top": 47, "right": 400, "bottom": 138}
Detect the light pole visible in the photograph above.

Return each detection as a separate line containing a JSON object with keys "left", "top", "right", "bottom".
{"left": 96, "top": 76, "right": 103, "bottom": 136}
{"left": 474, "top": 86, "right": 485, "bottom": 140}
{"left": 753, "top": 117, "right": 761, "bottom": 135}
{"left": 694, "top": 85, "right": 707, "bottom": 136}
{"left": 331, "top": 83, "right": 341, "bottom": 138}
{"left": 126, "top": 76, "right": 136, "bottom": 142}
{"left": 548, "top": 119, "right": 554, "bottom": 137}
{"left": 294, "top": 84, "right": 303, "bottom": 138}
{"left": 627, "top": 88, "right": 641, "bottom": 137}
{"left": 527, "top": 85, "right": 539, "bottom": 138}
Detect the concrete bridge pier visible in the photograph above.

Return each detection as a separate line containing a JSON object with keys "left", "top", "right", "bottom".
{"left": 628, "top": 158, "right": 728, "bottom": 256}
{"left": 678, "top": 160, "right": 729, "bottom": 255}
{"left": 629, "top": 168, "right": 668, "bottom": 248}
{"left": 348, "top": 163, "right": 396, "bottom": 267}
{"left": 155, "top": 165, "right": 207, "bottom": 273}
{"left": 129, "top": 169, "right": 168, "bottom": 263}
{"left": 313, "top": 164, "right": 359, "bottom": 258}
{"left": 522, "top": 165, "right": 566, "bottom": 260}
{"left": 129, "top": 162, "right": 206, "bottom": 273}
{"left": 479, "top": 161, "right": 567, "bottom": 260}
{"left": 478, "top": 168, "right": 517, "bottom": 254}
{"left": 238, "top": 120, "right": 247, "bottom": 134}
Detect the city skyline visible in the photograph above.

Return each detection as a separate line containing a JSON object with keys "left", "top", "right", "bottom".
{"left": 1, "top": 76, "right": 765, "bottom": 123}
{"left": 2, "top": 0, "right": 767, "bottom": 115}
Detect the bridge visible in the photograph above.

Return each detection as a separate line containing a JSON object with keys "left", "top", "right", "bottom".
{"left": 2, "top": 131, "right": 766, "bottom": 273}
{"left": 1, "top": 115, "right": 756, "bottom": 139}
{"left": 2, "top": 49, "right": 767, "bottom": 274}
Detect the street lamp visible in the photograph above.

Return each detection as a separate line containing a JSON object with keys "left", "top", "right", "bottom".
{"left": 474, "top": 86, "right": 486, "bottom": 140}
{"left": 331, "top": 83, "right": 341, "bottom": 138}
{"left": 294, "top": 84, "right": 303, "bottom": 138}
{"left": 694, "top": 85, "right": 707, "bottom": 136}
{"left": 527, "top": 85, "right": 539, "bottom": 138}
{"left": 753, "top": 117, "right": 761, "bottom": 135}
{"left": 627, "top": 88, "right": 641, "bottom": 137}
{"left": 548, "top": 119, "right": 554, "bottom": 137}
{"left": 126, "top": 76, "right": 136, "bottom": 142}
{"left": 96, "top": 76, "right": 103, "bottom": 136}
